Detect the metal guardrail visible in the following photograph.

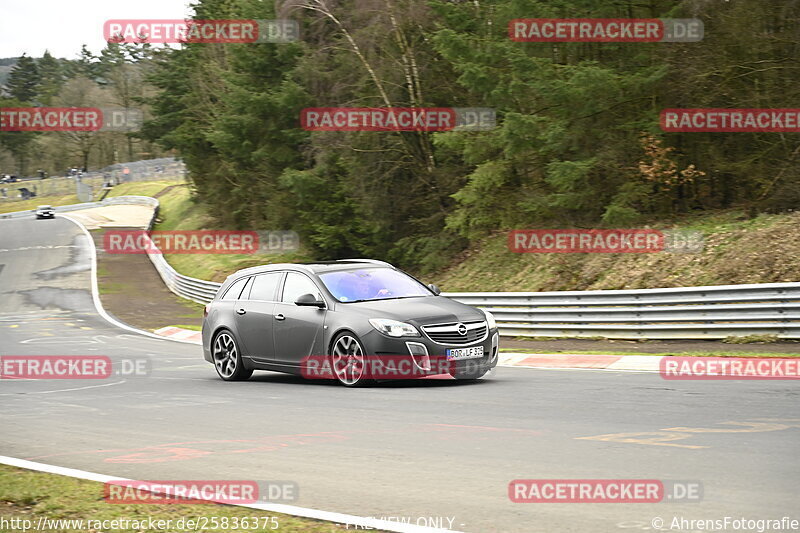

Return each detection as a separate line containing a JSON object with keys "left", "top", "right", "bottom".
{"left": 147, "top": 255, "right": 222, "bottom": 305}
{"left": 139, "top": 219, "right": 800, "bottom": 339}
{"left": 153, "top": 274, "right": 800, "bottom": 340}
{"left": 7, "top": 197, "right": 798, "bottom": 339}
{"left": 447, "top": 285, "right": 800, "bottom": 339}
{"left": 138, "top": 199, "right": 223, "bottom": 305}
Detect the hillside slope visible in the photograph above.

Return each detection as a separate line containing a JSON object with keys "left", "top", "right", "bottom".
{"left": 87, "top": 181, "right": 800, "bottom": 292}
{"left": 428, "top": 210, "right": 800, "bottom": 291}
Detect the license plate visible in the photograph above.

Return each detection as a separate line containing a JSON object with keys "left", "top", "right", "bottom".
{"left": 446, "top": 346, "right": 484, "bottom": 360}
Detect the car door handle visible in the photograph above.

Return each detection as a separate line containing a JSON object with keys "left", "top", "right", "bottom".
{"left": 275, "top": 313, "right": 285, "bottom": 321}
{"left": 236, "top": 308, "right": 246, "bottom": 315}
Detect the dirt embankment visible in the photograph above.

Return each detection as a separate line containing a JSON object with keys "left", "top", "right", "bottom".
{"left": 64, "top": 201, "right": 205, "bottom": 331}
{"left": 431, "top": 211, "right": 800, "bottom": 292}
{"left": 92, "top": 227, "right": 204, "bottom": 330}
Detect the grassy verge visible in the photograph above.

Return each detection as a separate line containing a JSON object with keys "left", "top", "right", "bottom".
{"left": 0, "top": 194, "right": 81, "bottom": 214}
{"left": 499, "top": 348, "right": 800, "bottom": 358}
{"left": 106, "top": 180, "right": 183, "bottom": 199}
{"left": 0, "top": 464, "right": 351, "bottom": 532}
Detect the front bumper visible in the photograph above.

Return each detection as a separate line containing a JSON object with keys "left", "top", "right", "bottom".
{"left": 360, "top": 328, "right": 500, "bottom": 377}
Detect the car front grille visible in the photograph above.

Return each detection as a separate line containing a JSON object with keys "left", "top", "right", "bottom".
{"left": 422, "top": 320, "right": 488, "bottom": 345}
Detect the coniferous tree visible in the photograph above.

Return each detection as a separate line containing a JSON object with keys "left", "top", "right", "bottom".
{"left": 37, "top": 51, "right": 63, "bottom": 105}
{"left": 6, "top": 54, "right": 40, "bottom": 103}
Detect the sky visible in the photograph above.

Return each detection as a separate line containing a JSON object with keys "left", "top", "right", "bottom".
{"left": 0, "top": 0, "right": 193, "bottom": 59}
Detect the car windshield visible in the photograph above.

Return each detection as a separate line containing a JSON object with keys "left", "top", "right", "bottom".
{"left": 319, "top": 268, "right": 431, "bottom": 302}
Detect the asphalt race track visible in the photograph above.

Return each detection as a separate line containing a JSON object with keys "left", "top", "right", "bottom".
{"left": 1, "top": 216, "right": 798, "bottom": 532}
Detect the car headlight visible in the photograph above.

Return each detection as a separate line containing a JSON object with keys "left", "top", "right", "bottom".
{"left": 369, "top": 318, "right": 420, "bottom": 337}
{"left": 481, "top": 309, "right": 497, "bottom": 330}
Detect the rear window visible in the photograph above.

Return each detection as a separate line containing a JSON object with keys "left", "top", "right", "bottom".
{"left": 249, "top": 272, "right": 282, "bottom": 301}
{"left": 220, "top": 277, "right": 249, "bottom": 301}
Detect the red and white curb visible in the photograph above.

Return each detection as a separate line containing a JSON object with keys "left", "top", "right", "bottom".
{"left": 149, "top": 327, "right": 663, "bottom": 372}
{"left": 498, "top": 353, "right": 662, "bottom": 372}
{"left": 154, "top": 326, "right": 202, "bottom": 343}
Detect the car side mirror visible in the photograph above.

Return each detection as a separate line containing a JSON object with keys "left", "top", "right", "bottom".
{"left": 428, "top": 283, "right": 442, "bottom": 296}
{"left": 295, "top": 293, "right": 326, "bottom": 308}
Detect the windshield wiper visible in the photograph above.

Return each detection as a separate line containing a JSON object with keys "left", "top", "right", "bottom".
{"left": 345, "top": 295, "right": 423, "bottom": 303}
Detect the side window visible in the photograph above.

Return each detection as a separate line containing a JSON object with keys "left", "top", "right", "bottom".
{"left": 249, "top": 273, "right": 282, "bottom": 301}
{"left": 281, "top": 272, "right": 322, "bottom": 304}
{"left": 220, "top": 277, "right": 249, "bottom": 301}
{"left": 238, "top": 276, "right": 254, "bottom": 300}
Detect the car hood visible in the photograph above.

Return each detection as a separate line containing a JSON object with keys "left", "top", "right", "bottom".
{"left": 336, "top": 295, "right": 484, "bottom": 325}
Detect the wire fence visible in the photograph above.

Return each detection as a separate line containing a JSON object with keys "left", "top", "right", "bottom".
{"left": 0, "top": 158, "right": 186, "bottom": 204}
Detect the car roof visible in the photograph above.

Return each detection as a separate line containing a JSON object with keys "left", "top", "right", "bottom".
{"left": 225, "top": 259, "right": 394, "bottom": 281}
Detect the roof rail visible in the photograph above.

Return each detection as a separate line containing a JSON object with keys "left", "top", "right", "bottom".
{"left": 337, "top": 258, "right": 394, "bottom": 268}
{"left": 227, "top": 263, "right": 314, "bottom": 279}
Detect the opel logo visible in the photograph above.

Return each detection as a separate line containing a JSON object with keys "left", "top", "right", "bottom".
{"left": 456, "top": 323, "right": 468, "bottom": 336}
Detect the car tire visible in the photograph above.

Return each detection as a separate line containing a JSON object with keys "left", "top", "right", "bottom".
{"left": 212, "top": 330, "right": 253, "bottom": 381}
{"left": 329, "top": 332, "right": 374, "bottom": 387}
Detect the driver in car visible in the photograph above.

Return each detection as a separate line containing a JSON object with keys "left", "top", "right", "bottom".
{"left": 342, "top": 272, "right": 390, "bottom": 301}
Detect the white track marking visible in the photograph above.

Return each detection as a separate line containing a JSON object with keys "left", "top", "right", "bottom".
{"left": 58, "top": 215, "right": 201, "bottom": 345}
{"left": 0, "top": 380, "right": 126, "bottom": 396}
{"left": 20, "top": 337, "right": 102, "bottom": 344}
{"left": 497, "top": 364, "right": 661, "bottom": 374}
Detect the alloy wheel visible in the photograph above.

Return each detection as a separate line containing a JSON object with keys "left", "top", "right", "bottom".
{"left": 331, "top": 335, "right": 366, "bottom": 386}
{"left": 213, "top": 332, "right": 238, "bottom": 379}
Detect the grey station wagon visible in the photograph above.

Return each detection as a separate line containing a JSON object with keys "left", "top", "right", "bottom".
{"left": 201, "top": 259, "right": 499, "bottom": 386}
